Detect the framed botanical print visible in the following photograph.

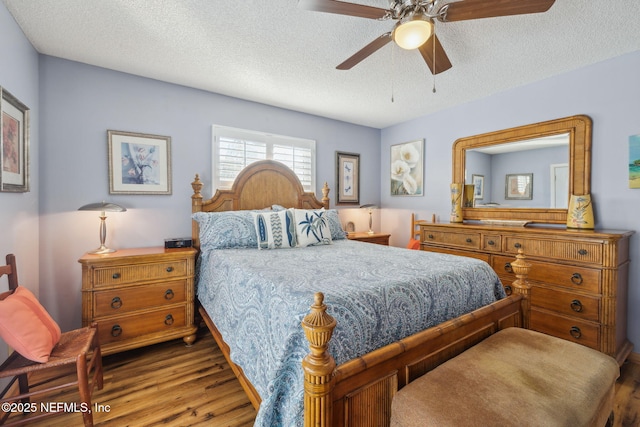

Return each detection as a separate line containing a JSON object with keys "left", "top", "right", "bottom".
{"left": 472, "top": 174, "right": 484, "bottom": 200}
{"left": 336, "top": 151, "right": 360, "bottom": 204}
{"left": 108, "top": 130, "right": 172, "bottom": 195}
{"left": 391, "top": 139, "right": 424, "bottom": 196}
{"left": 1, "top": 88, "right": 30, "bottom": 192}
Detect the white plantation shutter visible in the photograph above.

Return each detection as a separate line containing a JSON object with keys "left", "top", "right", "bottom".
{"left": 212, "top": 125, "right": 316, "bottom": 191}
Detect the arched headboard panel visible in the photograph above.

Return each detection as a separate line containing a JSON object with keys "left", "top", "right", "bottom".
{"left": 191, "top": 160, "right": 330, "bottom": 248}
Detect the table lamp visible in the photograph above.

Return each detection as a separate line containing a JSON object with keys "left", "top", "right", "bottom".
{"left": 360, "top": 204, "right": 377, "bottom": 234}
{"left": 78, "top": 201, "right": 127, "bottom": 254}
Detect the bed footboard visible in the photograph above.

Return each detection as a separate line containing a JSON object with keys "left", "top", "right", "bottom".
{"left": 301, "top": 250, "right": 531, "bottom": 427}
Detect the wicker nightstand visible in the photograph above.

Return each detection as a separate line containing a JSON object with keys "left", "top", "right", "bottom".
{"left": 78, "top": 246, "right": 198, "bottom": 355}
{"left": 346, "top": 232, "right": 390, "bottom": 246}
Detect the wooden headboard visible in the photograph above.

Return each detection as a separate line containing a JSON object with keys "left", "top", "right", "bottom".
{"left": 191, "top": 160, "right": 330, "bottom": 249}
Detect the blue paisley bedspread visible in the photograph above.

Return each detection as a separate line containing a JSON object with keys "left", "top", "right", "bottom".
{"left": 196, "top": 239, "right": 505, "bottom": 427}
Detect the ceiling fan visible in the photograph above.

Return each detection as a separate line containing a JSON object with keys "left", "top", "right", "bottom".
{"left": 298, "top": 0, "right": 556, "bottom": 75}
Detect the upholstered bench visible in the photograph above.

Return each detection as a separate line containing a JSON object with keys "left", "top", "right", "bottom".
{"left": 391, "top": 327, "right": 619, "bottom": 427}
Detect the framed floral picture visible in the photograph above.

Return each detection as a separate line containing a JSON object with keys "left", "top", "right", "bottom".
{"left": 390, "top": 139, "right": 424, "bottom": 196}
{"left": 336, "top": 151, "right": 360, "bottom": 204}
{"left": 108, "top": 130, "right": 172, "bottom": 195}
{"left": 1, "top": 88, "right": 30, "bottom": 192}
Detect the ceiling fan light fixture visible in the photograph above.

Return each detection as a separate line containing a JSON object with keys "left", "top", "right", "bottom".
{"left": 392, "top": 13, "right": 433, "bottom": 50}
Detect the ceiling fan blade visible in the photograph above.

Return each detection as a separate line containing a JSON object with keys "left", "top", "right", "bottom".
{"left": 337, "top": 33, "right": 392, "bottom": 70}
{"left": 418, "top": 34, "right": 452, "bottom": 75}
{"left": 441, "top": 0, "right": 555, "bottom": 22}
{"left": 298, "top": 0, "right": 389, "bottom": 19}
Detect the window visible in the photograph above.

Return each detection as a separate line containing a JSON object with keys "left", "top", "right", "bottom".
{"left": 212, "top": 125, "right": 316, "bottom": 191}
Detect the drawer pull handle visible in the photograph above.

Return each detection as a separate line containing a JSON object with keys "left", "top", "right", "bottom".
{"left": 578, "top": 249, "right": 588, "bottom": 256}
{"left": 487, "top": 240, "right": 495, "bottom": 246}
{"left": 514, "top": 243, "right": 522, "bottom": 249}
{"left": 570, "top": 299, "right": 584, "bottom": 312}
{"left": 166, "top": 266, "right": 174, "bottom": 273}
{"left": 569, "top": 326, "right": 582, "bottom": 339}
{"left": 503, "top": 285, "right": 512, "bottom": 296}
{"left": 164, "top": 289, "right": 175, "bottom": 300}
{"left": 111, "top": 297, "right": 122, "bottom": 309}
{"left": 465, "top": 238, "right": 472, "bottom": 243}
{"left": 164, "top": 314, "right": 174, "bottom": 326}
{"left": 427, "top": 234, "right": 434, "bottom": 239}
{"left": 111, "top": 325, "right": 122, "bottom": 337}
{"left": 571, "top": 273, "right": 583, "bottom": 285}
{"left": 112, "top": 273, "right": 121, "bottom": 279}
{"left": 504, "top": 263, "right": 513, "bottom": 273}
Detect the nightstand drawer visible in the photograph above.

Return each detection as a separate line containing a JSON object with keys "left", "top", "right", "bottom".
{"left": 492, "top": 255, "right": 601, "bottom": 293}
{"left": 530, "top": 309, "right": 599, "bottom": 351}
{"left": 531, "top": 286, "right": 600, "bottom": 322}
{"left": 92, "top": 259, "right": 189, "bottom": 287}
{"left": 97, "top": 306, "right": 187, "bottom": 345}
{"left": 94, "top": 280, "right": 187, "bottom": 317}
{"left": 422, "top": 230, "right": 481, "bottom": 250}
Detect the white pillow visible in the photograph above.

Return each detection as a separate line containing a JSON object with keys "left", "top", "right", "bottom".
{"left": 252, "top": 209, "right": 297, "bottom": 249}
{"left": 293, "top": 209, "right": 333, "bottom": 247}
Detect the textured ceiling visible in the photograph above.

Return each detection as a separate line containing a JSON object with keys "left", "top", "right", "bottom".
{"left": 3, "top": 0, "right": 640, "bottom": 128}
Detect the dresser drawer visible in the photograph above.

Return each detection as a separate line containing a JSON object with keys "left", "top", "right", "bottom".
{"left": 423, "top": 246, "right": 490, "bottom": 263}
{"left": 492, "top": 255, "right": 601, "bottom": 293}
{"left": 422, "top": 230, "right": 481, "bottom": 250}
{"left": 482, "top": 235, "right": 502, "bottom": 252}
{"left": 91, "top": 259, "right": 189, "bottom": 287}
{"left": 94, "top": 280, "right": 187, "bottom": 317}
{"left": 97, "top": 306, "right": 187, "bottom": 345}
{"left": 503, "top": 237, "right": 602, "bottom": 265}
{"left": 531, "top": 286, "right": 600, "bottom": 322}
{"left": 530, "top": 309, "right": 599, "bottom": 351}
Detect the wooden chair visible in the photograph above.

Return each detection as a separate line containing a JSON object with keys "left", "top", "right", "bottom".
{"left": 0, "top": 254, "right": 103, "bottom": 426}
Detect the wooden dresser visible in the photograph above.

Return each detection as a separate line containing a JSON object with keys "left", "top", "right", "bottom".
{"left": 79, "top": 246, "right": 198, "bottom": 355}
{"left": 347, "top": 232, "right": 390, "bottom": 246}
{"left": 417, "top": 222, "right": 634, "bottom": 364}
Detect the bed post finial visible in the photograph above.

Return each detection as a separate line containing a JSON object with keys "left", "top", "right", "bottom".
{"left": 510, "top": 249, "right": 532, "bottom": 328}
{"left": 301, "top": 292, "right": 337, "bottom": 427}
{"left": 191, "top": 174, "right": 203, "bottom": 203}
{"left": 321, "top": 182, "right": 330, "bottom": 209}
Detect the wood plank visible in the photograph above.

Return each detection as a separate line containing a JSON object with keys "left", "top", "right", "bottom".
{"left": 6, "top": 328, "right": 640, "bottom": 426}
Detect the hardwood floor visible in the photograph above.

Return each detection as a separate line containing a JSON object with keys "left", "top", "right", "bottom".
{"left": 4, "top": 328, "right": 640, "bottom": 426}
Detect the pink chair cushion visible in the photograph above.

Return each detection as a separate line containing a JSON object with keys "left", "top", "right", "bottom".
{"left": 406, "top": 238, "right": 420, "bottom": 250}
{"left": 0, "top": 286, "right": 61, "bottom": 363}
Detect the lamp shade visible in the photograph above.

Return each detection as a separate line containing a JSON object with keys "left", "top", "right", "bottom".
{"left": 392, "top": 14, "right": 433, "bottom": 50}
{"left": 78, "top": 201, "right": 126, "bottom": 254}
{"left": 78, "top": 202, "right": 127, "bottom": 212}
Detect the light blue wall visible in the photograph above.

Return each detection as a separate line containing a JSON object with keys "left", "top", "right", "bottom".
{"left": 37, "top": 56, "right": 381, "bottom": 330}
{"left": 381, "top": 50, "right": 640, "bottom": 352}
{"left": 0, "top": 3, "right": 39, "bottom": 383}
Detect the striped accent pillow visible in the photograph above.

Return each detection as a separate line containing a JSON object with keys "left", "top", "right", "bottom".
{"left": 252, "top": 209, "right": 297, "bottom": 249}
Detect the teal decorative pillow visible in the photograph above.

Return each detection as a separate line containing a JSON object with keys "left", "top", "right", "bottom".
{"left": 252, "top": 209, "right": 297, "bottom": 249}
{"left": 294, "top": 209, "right": 333, "bottom": 247}
{"left": 193, "top": 211, "right": 257, "bottom": 250}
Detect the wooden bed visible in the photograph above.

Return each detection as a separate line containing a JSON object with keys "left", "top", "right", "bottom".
{"left": 191, "top": 160, "right": 531, "bottom": 427}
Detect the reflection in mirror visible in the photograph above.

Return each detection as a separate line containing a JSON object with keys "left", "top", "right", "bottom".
{"left": 466, "top": 133, "right": 569, "bottom": 208}
{"left": 452, "top": 115, "right": 591, "bottom": 224}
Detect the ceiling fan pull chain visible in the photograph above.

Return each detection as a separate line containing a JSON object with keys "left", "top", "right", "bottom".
{"left": 432, "top": 22, "right": 437, "bottom": 94}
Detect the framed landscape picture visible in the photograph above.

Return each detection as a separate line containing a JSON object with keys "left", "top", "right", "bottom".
{"left": 108, "top": 130, "right": 172, "bottom": 195}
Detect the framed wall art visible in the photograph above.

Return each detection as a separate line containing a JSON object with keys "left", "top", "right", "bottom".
{"left": 1, "top": 88, "right": 30, "bottom": 192}
{"left": 108, "top": 130, "right": 172, "bottom": 195}
{"left": 336, "top": 151, "right": 360, "bottom": 204}
{"left": 505, "top": 173, "right": 533, "bottom": 200}
{"left": 630, "top": 134, "right": 640, "bottom": 189}
{"left": 472, "top": 174, "right": 484, "bottom": 200}
{"left": 391, "top": 139, "right": 424, "bottom": 196}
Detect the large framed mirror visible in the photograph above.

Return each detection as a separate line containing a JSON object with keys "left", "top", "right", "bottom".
{"left": 453, "top": 115, "right": 592, "bottom": 224}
